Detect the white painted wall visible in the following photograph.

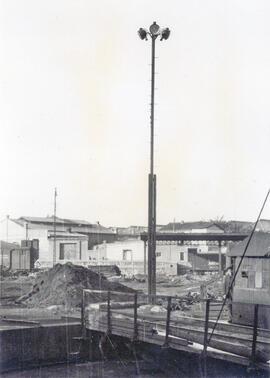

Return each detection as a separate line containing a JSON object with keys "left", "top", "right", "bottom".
{"left": 91, "top": 239, "right": 145, "bottom": 262}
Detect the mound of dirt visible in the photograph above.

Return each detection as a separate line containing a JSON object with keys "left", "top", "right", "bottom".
{"left": 16, "top": 262, "right": 135, "bottom": 309}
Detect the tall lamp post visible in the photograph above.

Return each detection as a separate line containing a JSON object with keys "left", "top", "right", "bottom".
{"left": 138, "top": 22, "right": 170, "bottom": 302}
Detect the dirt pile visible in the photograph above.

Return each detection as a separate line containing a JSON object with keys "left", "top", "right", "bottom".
{"left": 87, "top": 265, "right": 121, "bottom": 278}
{"left": 16, "top": 262, "right": 135, "bottom": 309}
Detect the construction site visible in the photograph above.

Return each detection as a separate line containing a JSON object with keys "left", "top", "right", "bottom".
{"left": 0, "top": 231, "right": 270, "bottom": 377}
{"left": 2, "top": 2, "right": 270, "bottom": 377}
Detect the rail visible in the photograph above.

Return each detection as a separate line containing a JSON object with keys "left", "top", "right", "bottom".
{"left": 82, "top": 289, "right": 270, "bottom": 374}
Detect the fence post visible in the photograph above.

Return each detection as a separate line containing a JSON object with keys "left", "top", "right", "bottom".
{"left": 202, "top": 299, "right": 210, "bottom": 378}
{"left": 81, "top": 290, "right": 86, "bottom": 339}
{"left": 163, "top": 296, "right": 172, "bottom": 348}
{"left": 133, "top": 293, "right": 138, "bottom": 341}
{"left": 249, "top": 304, "right": 259, "bottom": 370}
{"left": 107, "top": 290, "right": 111, "bottom": 335}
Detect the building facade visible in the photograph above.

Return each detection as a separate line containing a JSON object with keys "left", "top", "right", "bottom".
{"left": 227, "top": 232, "right": 270, "bottom": 328}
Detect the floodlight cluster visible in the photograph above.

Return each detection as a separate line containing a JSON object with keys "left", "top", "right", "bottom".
{"left": 138, "top": 22, "right": 170, "bottom": 41}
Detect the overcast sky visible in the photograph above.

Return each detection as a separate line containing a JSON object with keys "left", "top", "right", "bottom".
{"left": 1, "top": 0, "right": 270, "bottom": 227}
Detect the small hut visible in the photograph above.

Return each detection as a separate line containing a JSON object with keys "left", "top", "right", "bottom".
{"left": 227, "top": 232, "right": 270, "bottom": 328}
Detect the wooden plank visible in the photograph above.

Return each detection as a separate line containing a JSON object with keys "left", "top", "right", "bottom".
{"left": 86, "top": 317, "right": 270, "bottom": 371}
{"left": 108, "top": 311, "right": 270, "bottom": 343}
{"left": 111, "top": 309, "right": 270, "bottom": 339}
{"left": 85, "top": 304, "right": 270, "bottom": 362}
{"left": 168, "top": 314, "right": 270, "bottom": 339}
{"left": 83, "top": 289, "right": 135, "bottom": 296}
{"left": 99, "top": 301, "right": 147, "bottom": 311}
{"left": 98, "top": 315, "right": 270, "bottom": 361}
{"left": 2, "top": 318, "right": 41, "bottom": 325}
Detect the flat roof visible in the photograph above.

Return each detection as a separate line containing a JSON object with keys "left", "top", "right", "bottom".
{"left": 140, "top": 232, "right": 249, "bottom": 242}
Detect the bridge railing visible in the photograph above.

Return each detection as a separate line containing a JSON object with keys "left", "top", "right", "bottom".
{"left": 82, "top": 288, "right": 270, "bottom": 369}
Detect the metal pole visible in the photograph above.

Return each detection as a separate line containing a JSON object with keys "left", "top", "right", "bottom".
{"left": 139, "top": 22, "right": 170, "bottom": 302}
{"left": 148, "top": 35, "right": 157, "bottom": 303}
{"left": 148, "top": 174, "right": 153, "bottom": 300}
{"left": 150, "top": 35, "right": 156, "bottom": 176}
{"left": 53, "top": 188, "right": 57, "bottom": 266}
{"left": 6, "top": 215, "right": 9, "bottom": 243}
{"left": 144, "top": 241, "right": 147, "bottom": 276}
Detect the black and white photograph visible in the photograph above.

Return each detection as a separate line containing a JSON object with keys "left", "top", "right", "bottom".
{"left": 0, "top": 1, "right": 270, "bottom": 377}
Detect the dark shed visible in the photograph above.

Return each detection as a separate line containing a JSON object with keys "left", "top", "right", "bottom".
{"left": 227, "top": 232, "right": 270, "bottom": 328}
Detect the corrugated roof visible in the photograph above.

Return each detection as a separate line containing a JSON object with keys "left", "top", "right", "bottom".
{"left": 227, "top": 231, "right": 270, "bottom": 257}
{"left": 18, "top": 216, "right": 64, "bottom": 224}
{"left": 17, "top": 216, "right": 92, "bottom": 227}
{"left": 61, "top": 218, "right": 92, "bottom": 226}
{"left": 14, "top": 216, "right": 113, "bottom": 234}
{"left": 70, "top": 224, "right": 115, "bottom": 234}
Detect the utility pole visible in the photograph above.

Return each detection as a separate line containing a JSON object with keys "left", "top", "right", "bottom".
{"left": 138, "top": 22, "right": 170, "bottom": 303}
{"left": 6, "top": 215, "right": 9, "bottom": 242}
{"left": 53, "top": 188, "right": 57, "bottom": 266}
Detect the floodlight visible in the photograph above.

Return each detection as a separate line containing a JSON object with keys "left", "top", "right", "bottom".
{"left": 161, "top": 28, "right": 170, "bottom": 41}
{"left": 138, "top": 28, "right": 147, "bottom": 40}
{"left": 149, "top": 22, "right": 160, "bottom": 36}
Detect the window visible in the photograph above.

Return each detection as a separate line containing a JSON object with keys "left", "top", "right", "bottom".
{"left": 255, "top": 272, "right": 262, "bottom": 288}
{"left": 59, "top": 243, "right": 77, "bottom": 260}
{"left": 180, "top": 252, "right": 184, "bottom": 261}
{"left": 156, "top": 252, "right": 161, "bottom": 257}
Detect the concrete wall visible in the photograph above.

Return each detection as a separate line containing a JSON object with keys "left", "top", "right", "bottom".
{"left": 90, "top": 240, "right": 227, "bottom": 269}
{"left": 232, "top": 302, "right": 270, "bottom": 329}
{"left": 38, "top": 238, "right": 88, "bottom": 266}
{"left": 233, "top": 257, "right": 270, "bottom": 306}
{"left": 91, "top": 240, "right": 145, "bottom": 262}
{"left": 0, "top": 322, "right": 81, "bottom": 373}
{"left": 155, "top": 244, "right": 188, "bottom": 264}
{"left": 88, "top": 259, "right": 177, "bottom": 275}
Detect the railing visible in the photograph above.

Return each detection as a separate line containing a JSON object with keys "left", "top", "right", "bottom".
{"left": 82, "top": 289, "right": 270, "bottom": 374}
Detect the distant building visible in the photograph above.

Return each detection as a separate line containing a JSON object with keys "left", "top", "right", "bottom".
{"left": 0, "top": 216, "right": 115, "bottom": 267}
{"left": 227, "top": 232, "right": 270, "bottom": 328}
{"left": 256, "top": 219, "right": 270, "bottom": 233}
{"left": 91, "top": 239, "right": 145, "bottom": 262}
{"left": 221, "top": 220, "right": 253, "bottom": 233}
{"left": 160, "top": 221, "right": 225, "bottom": 234}
{"left": 109, "top": 225, "right": 148, "bottom": 240}
{"left": 154, "top": 221, "right": 226, "bottom": 271}
{"left": 89, "top": 239, "right": 177, "bottom": 275}
{"left": 14, "top": 216, "right": 116, "bottom": 250}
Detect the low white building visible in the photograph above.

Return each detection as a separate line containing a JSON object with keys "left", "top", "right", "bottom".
{"left": 89, "top": 239, "right": 144, "bottom": 262}
{"left": 0, "top": 217, "right": 88, "bottom": 267}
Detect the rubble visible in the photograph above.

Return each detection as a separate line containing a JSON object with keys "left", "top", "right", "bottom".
{"left": 16, "top": 262, "right": 135, "bottom": 309}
